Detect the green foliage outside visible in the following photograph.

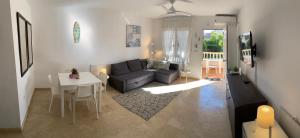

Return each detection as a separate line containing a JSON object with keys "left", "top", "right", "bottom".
{"left": 203, "top": 31, "right": 224, "bottom": 52}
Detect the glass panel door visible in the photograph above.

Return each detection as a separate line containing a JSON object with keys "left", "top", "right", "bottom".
{"left": 202, "top": 29, "right": 226, "bottom": 80}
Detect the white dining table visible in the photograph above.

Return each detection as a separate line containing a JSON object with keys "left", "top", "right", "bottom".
{"left": 58, "top": 72, "right": 102, "bottom": 118}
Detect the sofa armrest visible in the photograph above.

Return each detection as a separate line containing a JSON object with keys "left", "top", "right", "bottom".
{"left": 108, "top": 75, "right": 126, "bottom": 93}
{"left": 169, "top": 63, "right": 179, "bottom": 71}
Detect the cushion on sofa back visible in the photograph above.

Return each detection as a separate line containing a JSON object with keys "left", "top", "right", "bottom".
{"left": 154, "top": 61, "right": 170, "bottom": 70}
{"left": 147, "top": 59, "right": 154, "bottom": 69}
{"left": 127, "top": 59, "right": 142, "bottom": 72}
{"left": 169, "top": 63, "right": 179, "bottom": 71}
{"left": 111, "top": 62, "right": 130, "bottom": 75}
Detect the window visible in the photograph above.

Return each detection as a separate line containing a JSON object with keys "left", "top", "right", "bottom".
{"left": 163, "top": 29, "right": 189, "bottom": 64}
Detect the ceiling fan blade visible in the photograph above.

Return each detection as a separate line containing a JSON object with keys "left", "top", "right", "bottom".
{"left": 178, "top": 0, "right": 193, "bottom": 3}
{"left": 157, "top": 0, "right": 192, "bottom": 6}
{"left": 157, "top": 0, "right": 171, "bottom": 6}
{"left": 167, "top": 10, "right": 176, "bottom": 14}
{"left": 161, "top": 5, "right": 169, "bottom": 11}
{"left": 174, "top": 11, "right": 192, "bottom": 16}
{"left": 157, "top": 0, "right": 193, "bottom": 18}
{"left": 158, "top": 14, "right": 170, "bottom": 18}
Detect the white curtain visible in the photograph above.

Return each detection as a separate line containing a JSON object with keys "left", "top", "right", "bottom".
{"left": 162, "top": 17, "right": 191, "bottom": 70}
{"left": 177, "top": 28, "right": 190, "bottom": 67}
{"left": 163, "top": 30, "right": 175, "bottom": 60}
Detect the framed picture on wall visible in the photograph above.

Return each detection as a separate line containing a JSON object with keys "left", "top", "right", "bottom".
{"left": 17, "top": 12, "right": 28, "bottom": 76}
{"left": 126, "top": 25, "right": 141, "bottom": 47}
{"left": 17, "top": 12, "right": 33, "bottom": 77}
{"left": 27, "top": 22, "right": 33, "bottom": 67}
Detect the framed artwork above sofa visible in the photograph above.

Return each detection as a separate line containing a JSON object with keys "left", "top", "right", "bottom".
{"left": 126, "top": 25, "right": 141, "bottom": 47}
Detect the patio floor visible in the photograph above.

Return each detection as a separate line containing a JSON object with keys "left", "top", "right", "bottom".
{"left": 202, "top": 67, "right": 225, "bottom": 80}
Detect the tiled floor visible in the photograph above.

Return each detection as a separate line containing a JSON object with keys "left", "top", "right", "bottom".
{"left": 201, "top": 68, "right": 225, "bottom": 80}
{"left": 0, "top": 79, "right": 232, "bottom": 138}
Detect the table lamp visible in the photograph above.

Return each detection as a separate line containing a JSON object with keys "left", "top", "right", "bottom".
{"left": 99, "top": 68, "right": 107, "bottom": 75}
{"left": 256, "top": 105, "right": 275, "bottom": 138}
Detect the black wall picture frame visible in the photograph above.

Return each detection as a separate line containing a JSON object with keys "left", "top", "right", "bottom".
{"left": 17, "top": 12, "right": 28, "bottom": 77}
{"left": 17, "top": 12, "right": 33, "bottom": 77}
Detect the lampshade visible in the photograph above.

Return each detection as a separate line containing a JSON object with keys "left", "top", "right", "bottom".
{"left": 99, "top": 68, "right": 107, "bottom": 74}
{"left": 151, "top": 42, "right": 154, "bottom": 47}
{"left": 256, "top": 105, "right": 275, "bottom": 129}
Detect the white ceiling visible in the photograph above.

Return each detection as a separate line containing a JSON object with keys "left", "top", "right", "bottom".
{"left": 28, "top": 0, "right": 243, "bottom": 18}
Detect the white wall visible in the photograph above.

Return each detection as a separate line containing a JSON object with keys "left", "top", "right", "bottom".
{"left": 9, "top": 0, "right": 35, "bottom": 127}
{"left": 238, "top": 0, "right": 300, "bottom": 136}
{"left": 0, "top": 0, "right": 21, "bottom": 128}
{"left": 151, "top": 19, "right": 164, "bottom": 59}
{"left": 31, "top": 5, "right": 153, "bottom": 89}
{"left": 227, "top": 22, "right": 239, "bottom": 69}
{"left": 152, "top": 16, "right": 238, "bottom": 79}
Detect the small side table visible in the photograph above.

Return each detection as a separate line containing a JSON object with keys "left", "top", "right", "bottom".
{"left": 180, "top": 70, "right": 191, "bottom": 83}
{"left": 242, "top": 121, "right": 288, "bottom": 138}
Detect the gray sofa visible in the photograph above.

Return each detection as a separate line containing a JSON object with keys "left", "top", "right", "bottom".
{"left": 108, "top": 59, "right": 179, "bottom": 93}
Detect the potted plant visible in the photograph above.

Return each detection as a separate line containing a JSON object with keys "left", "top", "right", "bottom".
{"left": 233, "top": 66, "right": 239, "bottom": 72}
{"left": 229, "top": 66, "right": 239, "bottom": 74}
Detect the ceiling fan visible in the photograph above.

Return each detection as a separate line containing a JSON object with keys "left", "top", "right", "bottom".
{"left": 160, "top": 0, "right": 192, "bottom": 17}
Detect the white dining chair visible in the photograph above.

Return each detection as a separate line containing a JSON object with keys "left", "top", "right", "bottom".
{"left": 97, "top": 72, "right": 109, "bottom": 95}
{"left": 71, "top": 84, "right": 99, "bottom": 124}
{"left": 48, "top": 74, "right": 75, "bottom": 112}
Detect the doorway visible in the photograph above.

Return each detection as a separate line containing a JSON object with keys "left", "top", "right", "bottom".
{"left": 201, "top": 29, "right": 226, "bottom": 80}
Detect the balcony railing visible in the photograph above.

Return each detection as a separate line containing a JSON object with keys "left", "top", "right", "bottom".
{"left": 241, "top": 49, "right": 251, "bottom": 64}
{"left": 202, "top": 52, "right": 224, "bottom": 78}
{"left": 242, "top": 49, "right": 251, "bottom": 56}
{"left": 203, "top": 52, "right": 224, "bottom": 60}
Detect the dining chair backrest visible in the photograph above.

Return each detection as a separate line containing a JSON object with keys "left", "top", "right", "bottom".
{"left": 98, "top": 72, "right": 108, "bottom": 85}
{"left": 75, "top": 84, "right": 94, "bottom": 98}
{"left": 48, "top": 74, "right": 56, "bottom": 94}
{"left": 65, "top": 69, "right": 71, "bottom": 73}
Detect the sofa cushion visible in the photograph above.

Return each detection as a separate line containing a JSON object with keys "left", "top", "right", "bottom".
{"left": 152, "top": 60, "right": 161, "bottom": 69}
{"left": 155, "top": 61, "right": 170, "bottom": 70}
{"left": 111, "top": 62, "right": 130, "bottom": 75}
{"left": 147, "top": 59, "right": 154, "bottom": 69}
{"left": 127, "top": 59, "right": 142, "bottom": 72}
{"left": 155, "top": 69, "right": 177, "bottom": 75}
{"left": 155, "top": 69, "right": 179, "bottom": 84}
{"left": 112, "top": 71, "right": 154, "bottom": 84}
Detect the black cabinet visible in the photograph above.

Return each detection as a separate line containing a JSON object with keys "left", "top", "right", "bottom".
{"left": 226, "top": 74, "right": 267, "bottom": 138}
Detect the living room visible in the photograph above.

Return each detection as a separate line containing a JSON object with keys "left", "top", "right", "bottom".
{"left": 0, "top": 0, "right": 299, "bottom": 138}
